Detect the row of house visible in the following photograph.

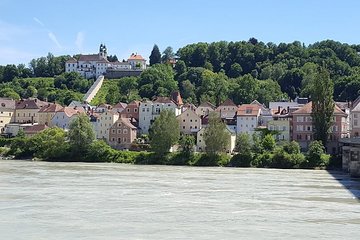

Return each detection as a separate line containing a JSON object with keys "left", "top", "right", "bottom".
{"left": 2, "top": 93, "right": 359, "bottom": 155}
{"left": 65, "top": 44, "right": 146, "bottom": 79}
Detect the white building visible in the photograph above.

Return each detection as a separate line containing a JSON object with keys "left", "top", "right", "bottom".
{"left": 139, "top": 97, "right": 182, "bottom": 134}
{"left": 236, "top": 103, "right": 262, "bottom": 135}
{"left": 65, "top": 45, "right": 147, "bottom": 79}
{"left": 195, "top": 101, "right": 215, "bottom": 117}
{"left": 51, "top": 107, "right": 84, "bottom": 130}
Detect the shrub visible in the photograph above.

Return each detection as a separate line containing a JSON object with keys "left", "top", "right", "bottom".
{"left": 0, "top": 137, "right": 13, "bottom": 147}
{"left": 271, "top": 148, "right": 305, "bottom": 169}
{"left": 251, "top": 152, "right": 273, "bottom": 168}
{"left": 303, "top": 140, "right": 329, "bottom": 168}
{"left": 230, "top": 152, "right": 253, "bottom": 167}
{"left": 192, "top": 153, "right": 230, "bottom": 166}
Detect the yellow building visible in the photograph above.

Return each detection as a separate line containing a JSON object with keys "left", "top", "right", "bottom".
{"left": 267, "top": 109, "right": 291, "bottom": 141}
{"left": 14, "top": 98, "right": 48, "bottom": 124}
{"left": 177, "top": 109, "right": 202, "bottom": 135}
{"left": 38, "top": 103, "right": 63, "bottom": 126}
{"left": 96, "top": 109, "right": 119, "bottom": 141}
{"left": 0, "top": 98, "right": 15, "bottom": 133}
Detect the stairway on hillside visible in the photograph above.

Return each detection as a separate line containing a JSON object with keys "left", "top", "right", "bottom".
{"left": 83, "top": 75, "right": 104, "bottom": 103}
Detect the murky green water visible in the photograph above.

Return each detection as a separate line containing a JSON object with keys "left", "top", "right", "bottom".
{"left": 0, "top": 160, "right": 359, "bottom": 239}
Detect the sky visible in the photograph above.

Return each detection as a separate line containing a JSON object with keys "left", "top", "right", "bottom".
{"left": 1, "top": 0, "right": 360, "bottom": 65}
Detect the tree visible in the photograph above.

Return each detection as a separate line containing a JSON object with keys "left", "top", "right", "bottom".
{"left": 235, "top": 132, "right": 252, "bottom": 154}
{"left": 30, "top": 127, "right": 69, "bottom": 160}
{"left": 262, "top": 134, "right": 276, "bottom": 151}
{"left": 305, "top": 140, "right": 329, "bottom": 168}
{"left": 179, "top": 135, "right": 195, "bottom": 156}
{"left": 149, "top": 44, "right": 161, "bottom": 66}
{"left": 149, "top": 110, "right": 180, "bottom": 156}
{"left": 204, "top": 112, "right": 230, "bottom": 154}
{"left": 2, "top": 64, "right": 19, "bottom": 82}
{"left": 0, "top": 88, "right": 20, "bottom": 100}
{"left": 162, "top": 46, "right": 175, "bottom": 63}
{"left": 118, "top": 77, "right": 138, "bottom": 101}
{"left": 68, "top": 114, "right": 95, "bottom": 159}
{"left": 310, "top": 67, "right": 334, "bottom": 146}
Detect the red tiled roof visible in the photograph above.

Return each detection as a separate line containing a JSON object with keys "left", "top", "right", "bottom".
{"left": 66, "top": 58, "right": 77, "bottom": 63}
{"left": 113, "top": 102, "right": 128, "bottom": 109}
{"left": 58, "top": 107, "right": 84, "bottom": 118}
{"left": 153, "top": 96, "right": 176, "bottom": 105}
{"left": 15, "top": 99, "right": 48, "bottom": 110}
{"left": 24, "top": 124, "right": 48, "bottom": 134}
{"left": 237, "top": 104, "right": 262, "bottom": 116}
{"left": 128, "top": 54, "right": 145, "bottom": 60}
{"left": 39, "top": 103, "right": 63, "bottom": 113}
{"left": 292, "top": 101, "right": 347, "bottom": 116}
{"left": 78, "top": 54, "right": 107, "bottom": 62}
{"left": 171, "top": 91, "right": 183, "bottom": 106}
{"left": 113, "top": 117, "right": 137, "bottom": 130}
{"left": 198, "top": 101, "right": 216, "bottom": 109}
{"left": 219, "top": 99, "right": 237, "bottom": 107}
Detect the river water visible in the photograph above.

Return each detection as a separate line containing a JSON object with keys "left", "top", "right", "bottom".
{"left": 0, "top": 160, "right": 359, "bottom": 240}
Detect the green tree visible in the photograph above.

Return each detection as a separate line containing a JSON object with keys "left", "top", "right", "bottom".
{"left": 0, "top": 87, "right": 20, "bottom": 100}
{"left": 2, "top": 64, "right": 19, "bottom": 82}
{"left": 305, "top": 140, "right": 329, "bottom": 168}
{"left": 149, "top": 110, "right": 180, "bottom": 156}
{"left": 30, "top": 127, "right": 69, "bottom": 160}
{"left": 235, "top": 132, "right": 252, "bottom": 154}
{"left": 262, "top": 134, "right": 276, "bottom": 152}
{"left": 179, "top": 135, "right": 195, "bottom": 156}
{"left": 162, "top": 46, "right": 175, "bottom": 63}
{"left": 149, "top": 44, "right": 161, "bottom": 66}
{"left": 204, "top": 113, "right": 230, "bottom": 154}
{"left": 118, "top": 77, "right": 138, "bottom": 101}
{"left": 310, "top": 67, "right": 335, "bottom": 146}
{"left": 68, "top": 114, "right": 95, "bottom": 159}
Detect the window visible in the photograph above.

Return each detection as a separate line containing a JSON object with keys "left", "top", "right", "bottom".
{"left": 123, "top": 137, "right": 127, "bottom": 143}
{"left": 282, "top": 126, "right": 286, "bottom": 131}
{"left": 195, "top": 126, "right": 197, "bottom": 129}
{"left": 245, "top": 109, "right": 252, "bottom": 114}
{"left": 183, "top": 126, "right": 185, "bottom": 129}
{"left": 307, "top": 126, "right": 311, "bottom": 131}
{"left": 190, "top": 119, "right": 193, "bottom": 122}
{"left": 134, "top": 109, "right": 137, "bottom": 113}
{"left": 296, "top": 116, "right": 304, "bottom": 122}
{"left": 112, "top": 129, "right": 115, "bottom": 134}
{"left": 118, "top": 138, "right": 121, "bottom": 143}
{"left": 123, "top": 129, "right": 128, "bottom": 134}
{"left": 142, "top": 108, "right": 145, "bottom": 112}
{"left": 147, "top": 108, "right": 150, "bottom": 112}
{"left": 355, "top": 120, "right": 358, "bottom": 126}
{"left": 127, "top": 109, "right": 130, "bottom": 112}
{"left": 354, "top": 113, "right": 358, "bottom": 118}
{"left": 112, "top": 138, "right": 115, "bottom": 142}
{"left": 183, "top": 119, "right": 185, "bottom": 122}
{"left": 117, "top": 129, "right": 121, "bottom": 134}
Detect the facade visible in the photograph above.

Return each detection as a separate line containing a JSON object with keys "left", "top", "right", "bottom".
{"left": 291, "top": 101, "right": 348, "bottom": 154}
{"left": 14, "top": 98, "right": 48, "bottom": 124}
{"left": 127, "top": 53, "right": 146, "bottom": 70}
{"left": 0, "top": 98, "right": 15, "bottom": 133}
{"left": 3, "top": 123, "right": 36, "bottom": 137}
{"left": 51, "top": 107, "right": 84, "bottom": 130}
{"left": 38, "top": 103, "right": 63, "bottom": 126}
{"left": 96, "top": 110, "right": 119, "bottom": 141}
{"left": 236, "top": 103, "right": 262, "bottom": 135}
{"left": 138, "top": 97, "right": 182, "bottom": 134}
{"left": 108, "top": 117, "right": 137, "bottom": 149}
{"left": 195, "top": 102, "right": 215, "bottom": 117}
{"left": 95, "top": 103, "right": 113, "bottom": 113}
{"left": 267, "top": 108, "right": 291, "bottom": 141}
{"left": 196, "top": 126, "right": 236, "bottom": 153}
{"left": 120, "top": 100, "right": 140, "bottom": 120}
{"left": 340, "top": 138, "right": 360, "bottom": 177}
{"left": 177, "top": 109, "right": 201, "bottom": 135}
{"left": 350, "top": 97, "right": 360, "bottom": 137}
{"left": 216, "top": 99, "right": 238, "bottom": 119}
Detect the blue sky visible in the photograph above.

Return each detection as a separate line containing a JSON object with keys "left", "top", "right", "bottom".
{"left": 0, "top": 0, "right": 359, "bottom": 65}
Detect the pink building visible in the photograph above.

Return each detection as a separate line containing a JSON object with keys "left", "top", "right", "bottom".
{"left": 291, "top": 101, "right": 348, "bottom": 154}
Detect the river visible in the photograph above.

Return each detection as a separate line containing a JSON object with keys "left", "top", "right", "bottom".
{"left": 0, "top": 160, "right": 359, "bottom": 239}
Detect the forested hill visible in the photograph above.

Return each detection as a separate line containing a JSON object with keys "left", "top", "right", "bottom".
{"left": 1, "top": 39, "right": 360, "bottom": 106}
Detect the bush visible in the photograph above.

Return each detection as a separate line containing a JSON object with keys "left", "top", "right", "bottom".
{"left": 0, "top": 137, "right": 13, "bottom": 147}
{"left": 192, "top": 153, "right": 230, "bottom": 166}
{"left": 271, "top": 148, "right": 305, "bottom": 169}
{"left": 251, "top": 152, "right": 273, "bottom": 168}
{"left": 0, "top": 147, "right": 10, "bottom": 156}
{"left": 303, "top": 141, "right": 329, "bottom": 168}
{"left": 230, "top": 152, "right": 253, "bottom": 167}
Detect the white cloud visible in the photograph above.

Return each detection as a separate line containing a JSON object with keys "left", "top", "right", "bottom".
{"left": 75, "top": 31, "right": 85, "bottom": 52}
{"left": 33, "top": 17, "right": 44, "bottom": 27}
{"left": 48, "top": 32, "right": 62, "bottom": 49}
